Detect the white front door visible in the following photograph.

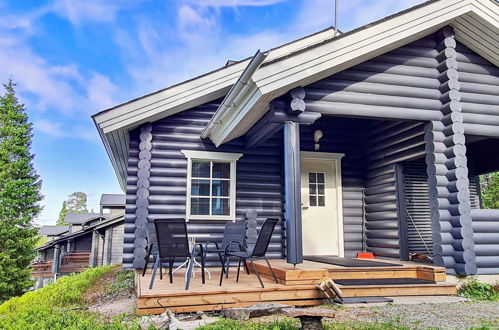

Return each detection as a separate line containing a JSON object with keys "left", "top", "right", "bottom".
{"left": 301, "top": 152, "right": 344, "bottom": 256}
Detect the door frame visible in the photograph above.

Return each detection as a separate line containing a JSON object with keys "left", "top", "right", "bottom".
{"left": 301, "top": 151, "right": 345, "bottom": 257}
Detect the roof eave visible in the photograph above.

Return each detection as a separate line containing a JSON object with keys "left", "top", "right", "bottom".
{"left": 206, "top": 0, "right": 498, "bottom": 146}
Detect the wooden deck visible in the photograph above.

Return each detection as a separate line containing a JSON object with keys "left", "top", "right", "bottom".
{"left": 136, "top": 258, "right": 457, "bottom": 315}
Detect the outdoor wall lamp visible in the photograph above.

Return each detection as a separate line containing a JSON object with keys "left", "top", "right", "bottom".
{"left": 314, "top": 129, "right": 323, "bottom": 151}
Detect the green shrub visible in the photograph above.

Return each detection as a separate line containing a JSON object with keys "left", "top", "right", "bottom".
{"left": 0, "top": 266, "right": 140, "bottom": 330}
{"left": 197, "top": 317, "right": 299, "bottom": 330}
{"left": 458, "top": 277, "right": 499, "bottom": 301}
{"left": 106, "top": 268, "right": 135, "bottom": 299}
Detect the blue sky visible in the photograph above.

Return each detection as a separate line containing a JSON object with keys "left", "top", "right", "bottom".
{"left": 0, "top": 0, "right": 425, "bottom": 225}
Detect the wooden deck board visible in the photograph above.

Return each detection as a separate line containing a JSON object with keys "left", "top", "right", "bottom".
{"left": 136, "top": 259, "right": 454, "bottom": 315}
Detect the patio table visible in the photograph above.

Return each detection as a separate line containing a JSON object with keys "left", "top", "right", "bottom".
{"left": 172, "top": 234, "right": 212, "bottom": 281}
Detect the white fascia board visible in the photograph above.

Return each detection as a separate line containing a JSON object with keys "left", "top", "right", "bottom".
{"left": 94, "top": 60, "right": 249, "bottom": 134}
{"left": 471, "top": 0, "right": 499, "bottom": 27}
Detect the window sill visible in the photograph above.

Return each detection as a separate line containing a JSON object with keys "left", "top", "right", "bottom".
{"left": 187, "top": 216, "right": 236, "bottom": 221}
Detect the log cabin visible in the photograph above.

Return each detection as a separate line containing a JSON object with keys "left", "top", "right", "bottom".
{"left": 92, "top": 0, "right": 499, "bottom": 282}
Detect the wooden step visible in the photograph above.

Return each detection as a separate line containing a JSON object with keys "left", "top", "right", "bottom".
{"left": 328, "top": 266, "right": 447, "bottom": 282}
{"left": 250, "top": 260, "right": 447, "bottom": 285}
{"left": 338, "top": 282, "right": 457, "bottom": 297}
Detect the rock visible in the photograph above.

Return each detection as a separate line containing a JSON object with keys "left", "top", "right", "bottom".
{"left": 247, "top": 303, "right": 289, "bottom": 318}
{"left": 282, "top": 308, "right": 336, "bottom": 330}
{"left": 221, "top": 303, "right": 289, "bottom": 320}
{"left": 220, "top": 308, "right": 251, "bottom": 320}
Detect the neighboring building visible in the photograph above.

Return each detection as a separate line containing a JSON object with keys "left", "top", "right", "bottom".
{"left": 93, "top": 0, "right": 499, "bottom": 276}
{"left": 38, "top": 225, "right": 70, "bottom": 242}
{"left": 100, "top": 193, "right": 127, "bottom": 217}
{"left": 32, "top": 194, "right": 125, "bottom": 288}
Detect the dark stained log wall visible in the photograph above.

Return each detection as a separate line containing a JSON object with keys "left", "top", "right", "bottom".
{"left": 123, "top": 101, "right": 285, "bottom": 269}
{"left": 456, "top": 42, "right": 499, "bottom": 137}
{"left": 363, "top": 121, "right": 427, "bottom": 259}
{"left": 471, "top": 209, "right": 499, "bottom": 274}
{"left": 305, "top": 36, "right": 442, "bottom": 122}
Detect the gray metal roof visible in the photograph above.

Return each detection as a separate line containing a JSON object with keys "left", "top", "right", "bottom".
{"left": 100, "top": 194, "right": 125, "bottom": 206}
{"left": 64, "top": 213, "right": 102, "bottom": 224}
{"left": 38, "top": 225, "right": 70, "bottom": 236}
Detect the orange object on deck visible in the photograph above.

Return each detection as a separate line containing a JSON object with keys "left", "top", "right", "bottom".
{"left": 356, "top": 252, "right": 375, "bottom": 259}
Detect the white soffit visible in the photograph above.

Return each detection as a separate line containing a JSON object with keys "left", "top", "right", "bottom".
{"left": 207, "top": 0, "right": 498, "bottom": 146}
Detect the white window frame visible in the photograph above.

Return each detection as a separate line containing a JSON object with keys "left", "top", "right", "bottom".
{"left": 181, "top": 150, "right": 242, "bottom": 221}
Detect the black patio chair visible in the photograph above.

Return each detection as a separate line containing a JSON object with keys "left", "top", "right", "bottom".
{"left": 204, "top": 221, "right": 248, "bottom": 274}
{"left": 219, "top": 218, "right": 279, "bottom": 288}
{"left": 149, "top": 219, "right": 205, "bottom": 290}
{"left": 142, "top": 222, "right": 158, "bottom": 277}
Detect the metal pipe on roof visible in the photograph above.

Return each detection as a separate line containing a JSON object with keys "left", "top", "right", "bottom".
{"left": 201, "top": 50, "right": 267, "bottom": 140}
{"left": 334, "top": 0, "right": 338, "bottom": 37}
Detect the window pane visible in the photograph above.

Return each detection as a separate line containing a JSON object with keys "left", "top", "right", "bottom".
{"left": 212, "top": 162, "right": 230, "bottom": 178}
{"left": 309, "top": 196, "right": 317, "bottom": 207}
{"left": 212, "top": 180, "right": 230, "bottom": 197}
{"left": 318, "top": 196, "right": 325, "bottom": 207}
{"left": 191, "top": 198, "right": 210, "bottom": 215}
{"left": 309, "top": 184, "right": 316, "bottom": 194}
{"left": 212, "top": 198, "right": 230, "bottom": 215}
{"left": 309, "top": 172, "right": 316, "bottom": 183}
{"left": 191, "top": 180, "right": 210, "bottom": 196}
{"left": 318, "top": 184, "right": 325, "bottom": 195}
{"left": 317, "top": 173, "right": 325, "bottom": 183}
{"left": 192, "top": 161, "right": 210, "bottom": 178}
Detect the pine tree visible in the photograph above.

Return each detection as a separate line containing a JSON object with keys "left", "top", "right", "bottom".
{"left": 66, "top": 191, "right": 88, "bottom": 213}
{"left": 57, "top": 192, "right": 88, "bottom": 225}
{"left": 57, "top": 201, "right": 68, "bottom": 225}
{"left": 0, "top": 80, "right": 42, "bottom": 302}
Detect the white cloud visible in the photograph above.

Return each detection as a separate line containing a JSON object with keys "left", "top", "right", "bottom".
{"left": 34, "top": 119, "right": 66, "bottom": 138}
{"left": 87, "top": 73, "right": 118, "bottom": 110}
{"left": 53, "top": 0, "right": 143, "bottom": 26}
{"left": 187, "top": 0, "right": 287, "bottom": 7}
{"left": 34, "top": 118, "right": 100, "bottom": 142}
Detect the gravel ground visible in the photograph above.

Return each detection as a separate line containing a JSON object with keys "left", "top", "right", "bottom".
{"left": 334, "top": 300, "right": 499, "bottom": 329}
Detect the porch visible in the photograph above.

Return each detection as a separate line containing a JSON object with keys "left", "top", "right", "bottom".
{"left": 136, "top": 258, "right": 456, "bottom": 315}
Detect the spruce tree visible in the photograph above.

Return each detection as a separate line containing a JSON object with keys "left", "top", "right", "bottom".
{"left": 0, "top": 80, "right": 42, "bottom": 302}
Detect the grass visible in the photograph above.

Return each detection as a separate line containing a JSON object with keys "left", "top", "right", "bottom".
{"left": 196, "top": 316, "right": 411, "bottom": 330}
{"left": 458, "top": 277, "right": 499, "bottom": 301}
{"left": 0, "top": 266, "right": 140, "bottom": 330}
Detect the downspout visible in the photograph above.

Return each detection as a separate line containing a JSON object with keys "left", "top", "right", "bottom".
{"left": 201, "top": 50, "right": 267, "bottom": 141}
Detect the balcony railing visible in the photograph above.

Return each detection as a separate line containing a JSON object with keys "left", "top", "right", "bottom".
{"left": 58, "top": 251, "right": 90, "bottom": 273}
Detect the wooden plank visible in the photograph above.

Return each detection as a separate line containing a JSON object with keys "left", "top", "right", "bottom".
{"left": 137, "top": 299, "right": 324, "bottom": 315}
{"left": 137, "top": 288, "right": 324, "bottom": 308}
{"left": 339, "top": 283, "right": 457, "bottom": 297}
{"left": 250, "top": 260, "right": 328, "bottom": 280}
{"left": 328, "top": 269, "right": 419, "bottom": 280}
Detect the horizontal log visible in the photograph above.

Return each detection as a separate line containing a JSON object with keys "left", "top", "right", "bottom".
{"left": 306, "top": 101, "right": 442, "bottom": 121}
{"left": 306, "top": 90, "right": 441, "bottom": 110}
{"left": 463, "top": 123, "right": 499, "bottom": 137}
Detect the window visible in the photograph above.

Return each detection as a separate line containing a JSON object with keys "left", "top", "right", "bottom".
{"left": 181, "top": 150, "right": 242, "bottom": 220}
{"left": 309, "top": 172, "right": 326, "bottom": 207}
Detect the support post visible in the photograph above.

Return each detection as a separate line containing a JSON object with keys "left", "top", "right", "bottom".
{"left": 426, "top": 26, "right": 476, "bottom": 275}
{"left": 284, "top": 121, "right": 303, "bottom": 264}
